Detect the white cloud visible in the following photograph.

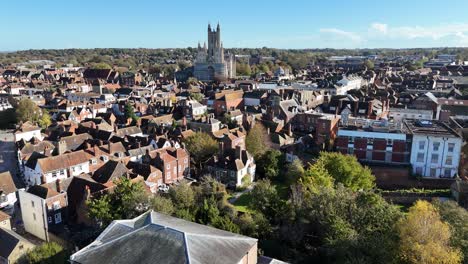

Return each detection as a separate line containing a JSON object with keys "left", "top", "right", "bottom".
{"left": 371, "top": 23, "right": 388, "bottom": 34}
{"left": 319, "top": 28, "right": 362, "bottom": 42}
{"left": 370, "top": 22, "right": 468, "bottom": 41}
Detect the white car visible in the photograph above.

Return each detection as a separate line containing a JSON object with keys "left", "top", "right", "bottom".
{"left": 158, "top": 184, "right": 169, "bottom": 193}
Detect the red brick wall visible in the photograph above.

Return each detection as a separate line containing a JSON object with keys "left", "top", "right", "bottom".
{"left": 354, "top": 138, "right": 367, "bottom": 149}
{"left": 355, "top": 150, "right": 366, "bottom": 159}
{"left": 392, "top": 140, "right": 406, "bottom": 152}
{"left": 336, "top": 137, "right": 348, "bottom": 148}
{"left": 373, "top": 139, "right": 386, "bottom": 150}
{"left": 372, "top": 151, "right": 385, "bottom": 161}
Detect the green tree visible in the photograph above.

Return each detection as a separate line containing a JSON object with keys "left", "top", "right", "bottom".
{"left": 38, "top": 110, "right": 52, "bottom": 129}
{"left": 299, "top": 160, "right": 334, "bottom": 194}
{"left": 169, "top": 182, "right": 196, "bottom": 212}
{"left": 26, "top": 242, "right": 67, "bottom": 264}
{"left": 150, "top": 195, "right": 174, "bottom": 215}
{"left": 124, "top": 103, "right": 138, "bottom": 121}
{"left": 187, "top": 77, "right": 198, "bottom": 85}
{"left": 197, "top": 196, "right": 221, "bottom": 225}
{"left": 16, "top": 98, "right": 41, "bottom": 124}
{"left": 364, "top": 59, "right": 374, "bottom": 70}
{"left": 87, "top": 177, "right": 148, "bottom": 227}
{"left": 189, "top": 92, "right": 204, "bottom": 103}
{"left": 433, "top": 199, "right": 468, "bottom": 264}
{"left": 245, "top": 123, "right": 270, "bottom": 158}
{"left": 397, "top": 200, "right": 462, "bottom": 264}
{"left": 92, "top": 62, "right": 112, "bottom": 69}
{"left": 256, "top": 149, "right": 283, "bottom": 180}
{"left": 183, "top": 132, "right": 218, "bottom": 169}
{"left": 250, "top": 179, "right": 284, "bottom": 221}
{"left": 284, "top": 159, "right": 305, "bottom": 184}
{"left": 317, "top": 152, "right": 375, "bottom": 191}
{"left": 283, "top": 185, "right": 402, "bottom": 263}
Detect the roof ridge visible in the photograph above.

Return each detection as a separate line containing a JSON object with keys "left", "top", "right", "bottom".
{"left": 184, "top": 232, "right": 257, "bottom": 242}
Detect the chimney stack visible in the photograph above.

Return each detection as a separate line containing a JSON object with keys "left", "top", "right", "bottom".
{"left": 56, "top": 179, "right": 62, "bottom": 193}
{"left": 218, "top": 142, "right": 224, "bottom": 156}
{"left": 57, "top": 140, "right": 67, "bottom": 155}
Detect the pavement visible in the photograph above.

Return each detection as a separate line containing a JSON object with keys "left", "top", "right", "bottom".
{"left": 0, "top": 130, "right": 24, "bottom": 188}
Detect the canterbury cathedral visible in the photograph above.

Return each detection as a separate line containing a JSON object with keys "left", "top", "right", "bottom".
{"left": 193, "top": 23, "right": 236, "bottom": 81}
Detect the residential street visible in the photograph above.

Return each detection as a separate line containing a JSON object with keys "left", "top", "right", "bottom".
{"left": 0, "top": 130, "right": 24, "bottom": 188}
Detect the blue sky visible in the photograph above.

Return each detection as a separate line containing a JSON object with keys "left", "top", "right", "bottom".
{"left": 2, "top": 0, "right": 468, "bottom": 50}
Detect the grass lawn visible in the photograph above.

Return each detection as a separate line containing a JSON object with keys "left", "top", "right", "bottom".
{"left": 232, "top": 192, "right": 255, "bottom": 213}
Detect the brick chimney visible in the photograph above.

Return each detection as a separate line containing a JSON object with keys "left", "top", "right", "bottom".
{"left": 44, "top": 145, "right": 51, "bottom": 156}
{"left": 56, "top": 140, "right": 67, "bottom": 155}
{"left": 56, "top": 179, "right": 62, "bottom": 193}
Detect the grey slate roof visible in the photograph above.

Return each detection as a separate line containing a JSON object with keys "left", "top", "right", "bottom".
{"left": 70, "top": 211, "right": 258, "bottom": 264}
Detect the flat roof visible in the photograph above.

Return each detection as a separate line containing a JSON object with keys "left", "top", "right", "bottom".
{"left": 404, "top": 119, "right": 460, "bottom": 137}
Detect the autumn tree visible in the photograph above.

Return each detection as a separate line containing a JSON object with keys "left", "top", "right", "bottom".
{"left": 183, "top": 132, "right": 218, "bottom": 169}
{"left": 433, "top": 199, "right": 468, "bottom": 264}
{"left": 16, "top": 98, "right": 51, "bottom": 127}
{"left": 245, "top": 123, "right": 270, "bottom": 159}
{"left": 397, "top": 200, "right": 462, "bottom": 264}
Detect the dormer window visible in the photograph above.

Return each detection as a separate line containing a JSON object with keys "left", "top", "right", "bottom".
{"left": 90, "top": 159, "right": 97, "bottom": 165}
{"left": 101, "top": 156, "right": 109, "bottom": 162}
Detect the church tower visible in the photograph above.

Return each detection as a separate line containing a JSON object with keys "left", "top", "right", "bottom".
{"left": 194, "top": 23, "right": 235, "bottom": 81}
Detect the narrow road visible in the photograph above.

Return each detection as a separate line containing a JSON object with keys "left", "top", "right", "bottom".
{"left": 0, "top": 130, "right": 24, "bottom": 188}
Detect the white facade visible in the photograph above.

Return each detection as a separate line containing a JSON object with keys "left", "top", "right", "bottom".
{"left": 18, "top": 190, "right": 49, "bottom": 241}
{"left": 0, "top": 192, "right": 17, "bottom": 210}
{"left": 389, "top": 108, "right": 433, "bottom": 123}
{"left": 335, "top": 76, "right": 363, "bottom": 95}
{"left": 14, "top": 129, "right": 42, "bottom": 142}
{"left": 410, "top": 134, "right": 462, "bottom": 178}
{"left": 25, "top": 160, "right": 89, "bottom": 187}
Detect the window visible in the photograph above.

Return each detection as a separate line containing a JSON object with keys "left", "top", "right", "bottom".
{"left": 387, "top": 139, "right": 392, "bottom": 146}
{"left": 184, "top": 158, "right": 188, "bottom": 164}
{"left": 433, "top": 142, "right": 440, "bottom": 151}
{"left": 444, "top": 169, "right": 452, "bottom": 178}
{"left": 419, "top": 141, "right": 425, "bottom": 150}
{"left": 448, "top": 143, "right": 455, "bottom": 152}
{"left": 48, "top": 216, "right": 52, "bottom": 223}
{"left": 431, "top": 154, "right": 439, "bottom": 163}
{"left": 417, "top": 153, "right": 425, "bottom": 162}
{"left": 33, "top": 213, "right": 36, "bottom": 221}
{"left": 52, "top": 171, "right": 58, "bottom": 178}
{"left": 446, "top": 156, "right": 453, "bottom": 165}
{"left": 55, "top": 213, "right": 62, "bottom": 224}
{"left": 167, "top": 164, "right": 170, "bottom": 170}
{"left": 430, "top": 168, "right": 437, "bottom": 177}
{"left": 60, "top": 170, "right": 65, "bottom": 176}
{"left": 166, "top": 172, "right": 171, "bottom": 179}
{"left": 31, "top": 201, "right": 35, "bottom": 208}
